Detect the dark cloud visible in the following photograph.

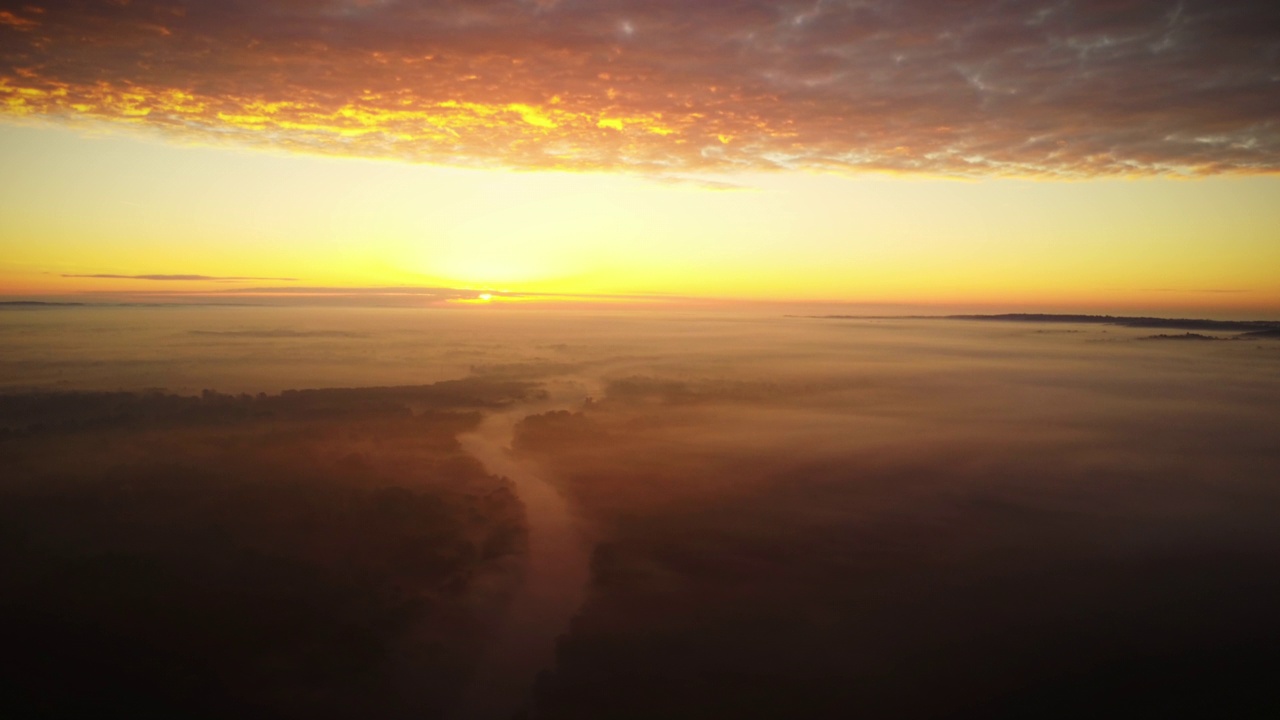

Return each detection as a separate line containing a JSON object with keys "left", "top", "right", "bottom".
{"left": 62, "top": 273, "right": 299, "bottom": 281}
{"left": 2, "top": 0, "right": 1277, "bottom": 176}
{"left": 207, "top": 285, "right": 685, "bottom": 300}
{"left": 189, "top": 329, "right": 369, "bottom": 338}
{"left": 64, "top": 284, "right": 696, "bottom": 307}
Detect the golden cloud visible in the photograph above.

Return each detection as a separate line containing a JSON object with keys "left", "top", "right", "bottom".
{"left": 2, "top": 0, "right": 1277, "bottom": 177}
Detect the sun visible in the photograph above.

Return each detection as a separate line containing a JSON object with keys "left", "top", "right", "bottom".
{"left": 478, "top": 293, "right": 493, "bottom": 301}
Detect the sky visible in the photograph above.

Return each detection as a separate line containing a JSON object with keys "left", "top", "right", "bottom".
{"left": 1, "top": 0, "right": 1278, "bottom": 313}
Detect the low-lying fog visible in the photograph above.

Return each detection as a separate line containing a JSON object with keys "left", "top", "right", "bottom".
{"left": 2, "top": 306, "right": 1278, "bottom": 718}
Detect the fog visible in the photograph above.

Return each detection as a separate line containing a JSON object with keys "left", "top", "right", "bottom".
{"left": 2, "top": 306, "right": 1278, "bottom": 717}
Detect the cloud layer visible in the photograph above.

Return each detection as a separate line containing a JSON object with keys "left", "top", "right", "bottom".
{"left": 2, "top": 0, "right": 1277, "bottom": 176}
{"left": 62, "top": 273, "right": 298, "bottom": 281}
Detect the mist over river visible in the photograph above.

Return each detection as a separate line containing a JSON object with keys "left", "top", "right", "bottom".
{"left": 3, "top": 304, "right": 1279, "bottom": 717}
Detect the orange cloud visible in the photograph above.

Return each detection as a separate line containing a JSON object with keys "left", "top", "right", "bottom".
{"left": 0, "top": 12, "right": 36, "bottom": 30}
{"left": 2, "top": 0, "right": 1277, "bottom": 176}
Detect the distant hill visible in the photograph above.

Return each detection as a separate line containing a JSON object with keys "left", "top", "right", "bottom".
{"left": 801, "top": 313, "right": 1280, "bottom": 338}
{"left": 945, "top": 313, "right": 1280, "bottom": 334}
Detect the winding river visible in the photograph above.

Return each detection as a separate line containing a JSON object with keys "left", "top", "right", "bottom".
{"left": 452, "top": 408, "right": 593, "bottom": 719}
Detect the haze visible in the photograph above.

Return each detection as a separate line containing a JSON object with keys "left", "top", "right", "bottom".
{"left": 3, "top": 307, "right": 1279, "bottom": 717}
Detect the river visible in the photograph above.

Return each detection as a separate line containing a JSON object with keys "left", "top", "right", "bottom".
{"left": 452, "top": 408, "right": 593, "bottom": 719}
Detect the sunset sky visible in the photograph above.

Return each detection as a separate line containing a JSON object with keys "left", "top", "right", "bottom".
{"left": 2, "top": 0, "right": 1277, "bottom": 313}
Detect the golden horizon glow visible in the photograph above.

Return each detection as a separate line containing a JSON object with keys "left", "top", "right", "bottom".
{"left": 2, "top": 121, "right": 1278, "bottom": 315}
{"left": 3, "top": 0, "right": 1279, "bottom": 316}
